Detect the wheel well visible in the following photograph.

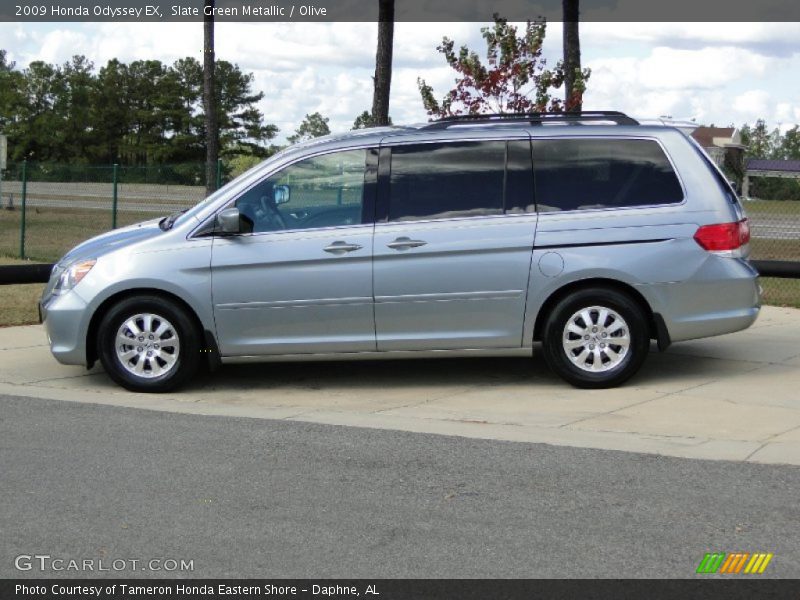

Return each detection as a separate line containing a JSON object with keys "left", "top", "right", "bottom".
{"left": 532, "top": 278, "right": 658, "bottom": 342}
{"left": 86, "top": 288, "right": 207, "bottom": 368}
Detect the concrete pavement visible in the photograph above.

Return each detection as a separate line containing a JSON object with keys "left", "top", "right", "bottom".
{"left": 1, "top": 305, "right": 799, "bottom": 466}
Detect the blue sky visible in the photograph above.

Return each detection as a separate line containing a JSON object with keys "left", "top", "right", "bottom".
{"left": 2, "top": 21, "right": 799, "bottom": 143}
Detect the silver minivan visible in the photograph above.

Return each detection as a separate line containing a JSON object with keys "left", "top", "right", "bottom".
{"left": 41, "top": 112, "right": 761, "bottom": 392}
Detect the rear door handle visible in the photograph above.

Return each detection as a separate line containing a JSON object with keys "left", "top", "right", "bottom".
{"left": 387, "top": 237, "right": 427, "bottom": 251}
{"left": 324, "top": 241, "right": 363, "bottom": 254}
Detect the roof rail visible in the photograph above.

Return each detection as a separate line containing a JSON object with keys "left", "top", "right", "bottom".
{"left": 421, "top": 111, "right": 640, "bottom": 130}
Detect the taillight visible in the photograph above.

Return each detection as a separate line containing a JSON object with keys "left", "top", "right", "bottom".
{"left": 693, "top": 219, "right": 750, "bottom": 256}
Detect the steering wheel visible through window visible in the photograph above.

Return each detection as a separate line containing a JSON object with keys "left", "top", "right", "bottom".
{"left": 232, "top": 149, "right": 369, "bottom": 233}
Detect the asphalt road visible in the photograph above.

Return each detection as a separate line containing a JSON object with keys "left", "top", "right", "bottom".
{"left": 1, "top": 393, "right": 799, "bottom": 579}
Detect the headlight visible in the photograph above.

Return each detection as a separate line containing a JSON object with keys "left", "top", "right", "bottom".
{"left": 52, "top": 259, "right": 96, "bottom": 295}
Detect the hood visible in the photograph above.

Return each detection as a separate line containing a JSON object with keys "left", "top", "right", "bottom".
{"left": 58, "top": 218, "right": 165, "bottom": 266}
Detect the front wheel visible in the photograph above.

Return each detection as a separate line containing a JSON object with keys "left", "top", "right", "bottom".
{"left": 97, "top": 295, "right": 200, "bottom": 393}
{"left": 541, "top": 288, "right": 650, "bottom": 389}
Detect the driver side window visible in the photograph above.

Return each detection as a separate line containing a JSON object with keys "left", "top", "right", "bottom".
{"left": 235, "top": 149, "right": 368, "bottom": 233}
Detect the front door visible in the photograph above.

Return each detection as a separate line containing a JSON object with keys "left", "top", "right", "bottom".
{"left": 211, "top": 148, "right": 377, "bottom": 357}
{"left": 373, "top": 139, "right": 537, "bottom": 351}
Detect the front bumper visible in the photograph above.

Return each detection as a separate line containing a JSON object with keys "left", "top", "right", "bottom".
{"left": 41, "top": 291, "right": 91, "bottom": 366}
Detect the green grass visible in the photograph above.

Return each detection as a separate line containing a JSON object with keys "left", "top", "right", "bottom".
{"left": 742, "top": 199, "right": 800, "bottom": 261}
{"left": 750, "top": 238, "right": 800, "bottom": 261}
{"left": 1, "top": 206, "right": 154, "bottom": 262}
{"left": 761, "top": 277, "right": 800, "bottom": 309}
{"left": 0, "top": 257, "right": 46, "bottom": 327}
{"left": 743, "top": 199, "right": 800, "bottom": 216}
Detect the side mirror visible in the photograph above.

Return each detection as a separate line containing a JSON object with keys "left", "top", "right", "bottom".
{"left": 274, "top": 185, "right": 291, "bottom": 205}
{"left": 217, "top": 207, "right": 242, "bottom": 234}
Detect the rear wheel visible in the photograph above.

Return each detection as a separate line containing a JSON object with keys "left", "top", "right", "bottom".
{"left": 542, "top": 287, "right": 650, "bottom": 388}
{"left": 97, "top": 295, "right": 200, "bottom": 393}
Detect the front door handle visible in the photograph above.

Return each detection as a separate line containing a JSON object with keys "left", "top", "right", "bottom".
{"left": 387, "top": 237, "right": 427, "bottom": 251}
{"left": 324, "top": 241, "right": 363, "bottom": 254}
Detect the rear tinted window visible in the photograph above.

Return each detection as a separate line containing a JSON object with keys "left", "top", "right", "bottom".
{"left": 388, "top": 141, "right": 534, "bottom": 222}
{"left": 531, "top": 139, "right": 683, "bottom": 212}
{"left": 389, "top": 142, "right": 505, "bottom": 222}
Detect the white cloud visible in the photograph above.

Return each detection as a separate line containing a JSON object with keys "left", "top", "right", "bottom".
{"left": 12, "top": 23, "right": 201, "bottom": 66}
{"left": 582, "top": 43, "right": 792, "bottom": 126}
{"left": 393, "top": 22, "right": 480, "bottom": 67}
{"left": 2, "top": 21, "right": 799, "bottom": 141}
{"left": 732, "top": 90, "right": 772, "bottom": 117}
{"left": 589, "top": 46, "right": 773, "bottom": 92}
{"left": 581, "top": 22, "right": 800, "bottom": 56}
{"left": 37, "top": 29, "right": 89, "bottom": 63}
{"left": 216, "top": 22, "right": 376, "bottom": 72}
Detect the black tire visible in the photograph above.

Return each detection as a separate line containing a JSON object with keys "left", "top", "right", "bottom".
{"left": 97, "top": 295, "right": 201, "bottom": 393}
{"left": 541, "top": 287, "right": 650, "bottom": 389}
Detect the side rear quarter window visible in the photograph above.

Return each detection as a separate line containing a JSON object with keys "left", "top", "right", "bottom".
{"left": 532, "top": 138, "right": 684, "bottom": 212}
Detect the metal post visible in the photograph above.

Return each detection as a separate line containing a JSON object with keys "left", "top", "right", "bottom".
{"left": 20, "top": 160, "right": 27, "bottom": 259}
{"left": 216, "top": 158, "right": 223, "bottom": 190}
{"left": 0, "top": 134, "right": 5, "bottom": 207}
{"left": 112, "top": 163, "right": 119, "bottom": 229}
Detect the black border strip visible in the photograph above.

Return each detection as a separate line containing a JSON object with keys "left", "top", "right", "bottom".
{"left": 0, "top": 263, "right": 54, "bottom": 285}
{"left": 1, "top": 579, "right": 798, "bottom": 600}
{"left": 753, "top": 260, "right": 800, "bottom": 279}
{"left": 4, "top": 0, "right": 800, "bottom": 22}
{"left": 535, "top": 238, "right": 671, "bottom": 250}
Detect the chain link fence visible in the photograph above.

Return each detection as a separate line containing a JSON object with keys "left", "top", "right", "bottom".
{"left": 0, "top": 161, "right": 225, "bottom": 262}
{"left": 744, "top": 199, "right": 800, "bottom": 307}
{"left": 1, "top": 163, "right": 798, "bottom": 307}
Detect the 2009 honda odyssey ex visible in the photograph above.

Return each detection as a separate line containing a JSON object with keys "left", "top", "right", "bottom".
{"left": 41, "top": 112, "right": 760, "bottom": 392}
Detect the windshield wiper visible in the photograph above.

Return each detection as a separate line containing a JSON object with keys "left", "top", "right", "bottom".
{"left": 159, "top": 209, "right": 188, "bottom": 231}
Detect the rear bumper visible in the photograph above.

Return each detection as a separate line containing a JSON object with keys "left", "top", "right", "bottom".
{"left": 41, "top": 291, "right": 90, "bottom": 366}
{"left": 665, "top": 306, "right": 760, "bottom": 342}
{"left": 637, "top": 257, "right": 761, "bottom": 343}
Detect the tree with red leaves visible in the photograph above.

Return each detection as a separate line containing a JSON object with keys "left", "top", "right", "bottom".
{"left": 418, "top": 15, "right": 590, "bottom": 118}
